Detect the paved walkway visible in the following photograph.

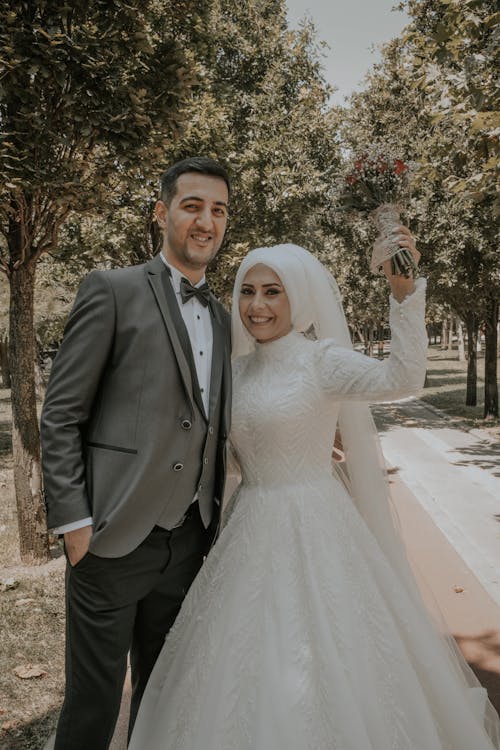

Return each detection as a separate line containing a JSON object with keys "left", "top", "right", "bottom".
{"left": 372, "top": 397, "right": 500, "bottom": 607}
{"left": 46, "top": 398, "right": 500, "bottom": 748}
{"left": 373, "top": 397, "right": 500, "bottom": 715}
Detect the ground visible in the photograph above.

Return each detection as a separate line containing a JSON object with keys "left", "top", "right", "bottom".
{"left": 0, "top": 390, "right": 65, "bottom": 750}
{"left": 0, "top": 345, "right": 498, "bottom": 749}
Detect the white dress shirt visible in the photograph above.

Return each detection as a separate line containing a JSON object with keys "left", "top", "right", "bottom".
{"left": 161, "top": 256, "right": 213, "bottom": 415}
{"left": 51, "top": 255, "right": 214, "bottom": 535}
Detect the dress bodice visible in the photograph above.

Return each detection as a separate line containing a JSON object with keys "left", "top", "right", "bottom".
{"left": 231, "top": 333, "right": 339, "bottom": 487}
{"left": 231, "top": 279, "right": 428, "bottom": 488}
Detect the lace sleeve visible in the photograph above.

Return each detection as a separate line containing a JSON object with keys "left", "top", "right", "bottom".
{"left": 315, "top": 278, "right": 428, "bottom": 402}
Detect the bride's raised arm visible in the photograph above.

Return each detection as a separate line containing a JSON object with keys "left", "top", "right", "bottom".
{"left": 315, "top": 226, "right": 427, "bottom": 402}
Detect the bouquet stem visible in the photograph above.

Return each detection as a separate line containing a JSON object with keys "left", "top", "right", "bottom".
{"left": 369, "top": 204, "right": 417, "bottom": 278}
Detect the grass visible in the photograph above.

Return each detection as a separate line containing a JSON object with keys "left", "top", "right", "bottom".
{"left": 0, "top": 345, "right": 498, "bottom": 747}
{"left": 420, "top": 345, "right": 499, "bottom": 437}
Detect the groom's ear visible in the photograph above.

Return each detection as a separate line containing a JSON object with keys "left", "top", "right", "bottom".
{"left": 154, "top": 200, "right": 168, "bottom": 230}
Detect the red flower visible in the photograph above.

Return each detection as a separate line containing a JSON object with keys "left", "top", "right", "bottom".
{"left": 346, "top": 174, "right": 358, "bottom": 185}
{"left": 354, "top": 159, "right": 363, "bottom": 171}
{"left": 394, "top": 159, "right": 408, "bottom": 175}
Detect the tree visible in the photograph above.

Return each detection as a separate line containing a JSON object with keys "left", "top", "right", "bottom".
{"left": 417, "top": 192, "right": 493, "bottom": 405}
{"left": 0, "top": 0, "right": 200, "bottom": 562}
{"left": 329, "top": 40, "right": 432, "bottom": 355}
{"left": 337, "top": 24, "right": 499, "bottom": 416}
{"left": 52, "top": 2, "right": 339, "bottom": 298}
{"left": 166, "top": 1, "right": 340, "bottom": 294}
{"left": 402, "top": 0, "right": 498, "bottom": 208}
{"left": 402, "top": 0, "right": 499, "bottom": 416}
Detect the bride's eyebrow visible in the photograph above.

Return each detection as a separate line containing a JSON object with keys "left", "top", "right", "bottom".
{"left": 240, "top": 282, "right": 283, "bottom": 289}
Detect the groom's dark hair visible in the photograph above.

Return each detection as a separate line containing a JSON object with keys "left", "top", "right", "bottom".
{"left": 160, "top": 157, "right": 231, "bottom": 205}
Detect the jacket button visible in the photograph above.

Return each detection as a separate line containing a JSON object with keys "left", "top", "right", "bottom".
{"left": 208, "top": 426, "right": 214, "bottom": 435}
{"left": 173, "top": 462, "right": 184, "bottom": 472}
{"left": 181, "top": 419, "right": 192, "bottom": 430}
{"left": 204, "top": 458, "right": 209, "bottom": 465}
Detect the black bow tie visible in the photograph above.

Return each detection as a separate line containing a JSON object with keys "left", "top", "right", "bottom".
{"left": 180, "top": 277, "right": 211, "bottom": 307}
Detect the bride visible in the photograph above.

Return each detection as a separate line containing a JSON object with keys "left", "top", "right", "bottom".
{"left": 129, "top": 230, "right": 500, "bottom": 749}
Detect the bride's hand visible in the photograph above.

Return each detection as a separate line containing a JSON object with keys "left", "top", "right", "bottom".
{"left": 380, "top": 226, "right": 420, "bottom": 303}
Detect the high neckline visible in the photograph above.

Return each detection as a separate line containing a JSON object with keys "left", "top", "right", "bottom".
{"left": 253, "top": 329, "right": 305, "bottom": 360}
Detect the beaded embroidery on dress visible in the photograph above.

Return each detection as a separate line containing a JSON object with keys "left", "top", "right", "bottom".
{"left": 129, "top": 279, "right": 497, "bottom": 750}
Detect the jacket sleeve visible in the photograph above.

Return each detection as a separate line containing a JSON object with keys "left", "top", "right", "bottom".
{"left": 41, "top": 271, "right": 116, "bottom": 529}
{"left": 315, "top": 278, "right": 428, "bottom": 402}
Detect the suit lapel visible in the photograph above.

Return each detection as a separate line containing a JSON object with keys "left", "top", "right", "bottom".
{"left": 162, "top": 276, "right": 207, "bottom": 418}
{"left": 146, "top": 256, "right": 196, "bottom": 413}
{"left": 209, "top": 299, "right": 232, "bottom": 436}
{"left": 208, "top": 307, "right": 225, "bottom": 419}
{"left": 147, "top": 255, "right": 231, "bottom": 429}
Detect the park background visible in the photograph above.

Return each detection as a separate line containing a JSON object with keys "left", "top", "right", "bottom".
{"left": 0, "top": 1, "right": 498, "bottom": 747}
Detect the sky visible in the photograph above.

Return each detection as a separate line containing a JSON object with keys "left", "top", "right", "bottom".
{"left": 285, "top": 0, "right": 410, "bottom": 104}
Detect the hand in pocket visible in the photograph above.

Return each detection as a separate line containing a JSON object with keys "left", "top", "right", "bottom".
{"left": 64, "top": 525, "right": 93, "bottom": 567}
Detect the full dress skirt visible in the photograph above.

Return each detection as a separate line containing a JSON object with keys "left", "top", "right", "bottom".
{"left": 129, "top": 469, "right": 495, "bottom": 750}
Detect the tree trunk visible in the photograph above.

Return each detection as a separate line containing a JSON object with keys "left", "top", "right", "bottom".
{"left": 457, "top": 319, "right": 465, "bottom": 362}
{"left": 447, "top": 316, "right": 453, "bottom": 351}
{"left": 362, "top": 324, "right": 370, "bottom": 356}
{"left": 483, "top": 297, "right": 499, "bottom": 419}
{"left": 464, "top": 312, "right": 478, "bottom": 407}
{"left": 149, "top": 215, "right": 162, "bottom": 255}
{"left": 9, "top": 262, "right": 50, "bottom": 564}
{"left": 377, "top": 323, "right": 384, "bottom": 359}
{"left": 0, "top": 333, "right": 11, "bottom": 388}
{"left": 441, "top": 318, "right": 448, "bottom": 350}
{"left": 368, "top": 325, "right": 374, "bottom": 358}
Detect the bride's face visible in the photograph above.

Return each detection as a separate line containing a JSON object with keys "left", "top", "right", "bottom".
{"left": 239, "top": 264, "right": 292, "bottom": 344}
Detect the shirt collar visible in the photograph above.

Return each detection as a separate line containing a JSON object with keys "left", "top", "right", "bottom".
{"left": 160, "top": 253, "right": 206, "bottom": 293}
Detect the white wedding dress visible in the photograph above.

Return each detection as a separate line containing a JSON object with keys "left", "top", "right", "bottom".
{"left": 129, "top": 280, "right": 497, "bottom": 749}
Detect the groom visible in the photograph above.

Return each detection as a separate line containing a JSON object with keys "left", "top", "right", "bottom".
{"left": 41, "top": 157, "right": 232, "bottom": 749}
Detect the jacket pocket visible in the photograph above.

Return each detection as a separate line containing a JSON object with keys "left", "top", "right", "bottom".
{"left": 86, "top": 442, "right": 138, "bottom": 455}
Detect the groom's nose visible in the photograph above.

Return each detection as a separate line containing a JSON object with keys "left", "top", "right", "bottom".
{"left": 195, "top": 208, "right": 213, "bottom": 231}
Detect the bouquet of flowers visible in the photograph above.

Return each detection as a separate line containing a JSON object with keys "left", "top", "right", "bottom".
{"left": 337, "top": 151, "right": 417, "bottom": 278}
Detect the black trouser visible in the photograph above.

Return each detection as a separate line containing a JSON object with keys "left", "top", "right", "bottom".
{"left": 54, "top": 504, "right": 213, "bottom": 750}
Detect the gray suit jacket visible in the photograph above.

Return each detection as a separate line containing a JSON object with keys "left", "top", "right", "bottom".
{"left": 41, "top": 254, "right": 232, "bottom": 557}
